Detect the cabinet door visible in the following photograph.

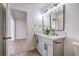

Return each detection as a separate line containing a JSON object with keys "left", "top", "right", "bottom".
{"left": 35, "top": 35, "right": 39, "bottom": 51}
{"left": 43, "top": 42, "right": 53, "bottom": 56}
{"left": 47, "top": 45, "right": 53, "bottom": 56}
{"left": 53, "top": 39, "right": 64, "bottom": 56}
{"left": 37, "top": 36, "right": 40, "bottom": 53}
{"left": 38, "top": 39, "right": 42, "bottom": 54}
{"left": 39, "top": 39, "right": 44, "bottom": 55}
{"left": 37, "top": 36, "right": 43, "bottom": 55}
{"left": 43, "top": 43, "right": 48, "bottom": 56}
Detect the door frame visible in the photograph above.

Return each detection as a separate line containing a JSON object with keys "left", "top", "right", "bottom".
{"left": 6, "top": 3, "right": 16, "bottom": 56}
{"left": 6, "top": 4, "right": 28, "bottom": 56}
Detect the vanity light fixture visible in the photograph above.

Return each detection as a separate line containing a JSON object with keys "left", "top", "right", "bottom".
{"left": 42, "top": 3, "right": 65, "bottom": 16}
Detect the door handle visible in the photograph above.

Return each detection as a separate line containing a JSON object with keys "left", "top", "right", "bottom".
{"left": 3, "top": 37, "right": 11, "bottom": 40}
{"left": 44, "top": 43, "right": 48, "bottom": 51}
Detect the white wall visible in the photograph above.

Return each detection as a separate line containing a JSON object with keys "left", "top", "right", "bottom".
{"left": 11, "top": 9, "right": 27, "bottom": 40}
{"left": 64, "top": 3, "right": 79, "bottom": 56}
{"left": 15, "top": 18, "right": 26, "bottom": 39}
{"left": 51, "top": 3, "right": 79, "bottom": 56}
{"left": 9, "top": 4, "right": 44, "bottom": 51}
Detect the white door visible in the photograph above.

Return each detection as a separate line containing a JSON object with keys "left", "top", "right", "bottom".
{"left": 6, "top": 4, "right": 15, "bottom": 56}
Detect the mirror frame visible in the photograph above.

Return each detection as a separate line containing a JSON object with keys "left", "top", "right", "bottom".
{"left": 42, "top": 13, "right": 51, "bottom": 32}
{"left": 50, "top": 5, "right": 65, "bottom": 31}
{"left": 42, "top": 4, "right": 65, "bottom": 32}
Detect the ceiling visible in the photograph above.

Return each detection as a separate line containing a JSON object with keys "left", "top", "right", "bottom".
{"left": 10, "top": 3, "right": 54, "bottom": 20}
{"left": 9, "top": 3, "right": 52, "bottom": 10}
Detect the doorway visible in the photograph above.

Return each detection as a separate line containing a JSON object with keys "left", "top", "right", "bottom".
{"left": 10, "top": 9, "right": 27, "bottom": 55}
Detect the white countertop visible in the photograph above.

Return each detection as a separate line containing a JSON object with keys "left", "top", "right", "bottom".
{"left": 35, "top": 33, "right": 65, "bottom": 40}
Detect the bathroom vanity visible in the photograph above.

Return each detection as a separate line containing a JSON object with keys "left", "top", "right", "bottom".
{"left": 35, "top": 33, "right": 65, "bottom": 56}
{"left": 34, "top": 4, "right": 65, "bottom": 56}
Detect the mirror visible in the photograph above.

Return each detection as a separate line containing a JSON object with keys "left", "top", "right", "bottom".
{"left": 51, "top": 5, "right": 65, "bottom": 31}
{"left": 42, "top": 13, "right": 50, "bottom": 31}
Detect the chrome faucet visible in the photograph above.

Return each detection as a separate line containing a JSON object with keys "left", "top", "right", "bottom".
{"left": 50, "top": 30, "right": 58, "bottom": 36}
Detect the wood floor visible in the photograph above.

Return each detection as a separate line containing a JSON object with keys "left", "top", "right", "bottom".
{"left": 13, "top": 39, "right": 27, "bottom": 54}
{"left": 13, "top": 39, "right": 40, "bottom": 56}
{"left": 15, "top": 50, "right": 40, "bottom": 56}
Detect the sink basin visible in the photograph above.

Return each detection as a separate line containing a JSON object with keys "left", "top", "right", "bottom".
{"left": 48, "top": 33, "right": 58, "bottom": 36}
